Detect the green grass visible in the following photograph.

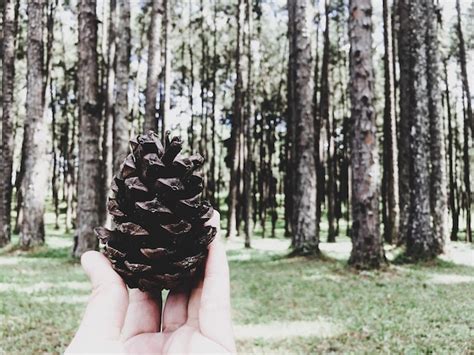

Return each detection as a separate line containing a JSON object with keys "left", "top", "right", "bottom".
{"left": 231, "top": 249, "right": 474, "bottom": 353}
{"left": 0, "top": 220, "right": 473, "bottom": 354}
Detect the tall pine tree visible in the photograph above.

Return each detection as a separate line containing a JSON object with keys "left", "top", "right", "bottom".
{"left": 348, "top": 0, "right": 385, "bottom": 268}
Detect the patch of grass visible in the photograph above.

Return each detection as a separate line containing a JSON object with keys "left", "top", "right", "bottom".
{"left": 0, "top": 213, "right": 473, "bottom": 353}
{"left": 23, "top": 246, "right": 73, "bottom": 260}
{"left": 231, "top": 251, "right": 474, "bottom": 353}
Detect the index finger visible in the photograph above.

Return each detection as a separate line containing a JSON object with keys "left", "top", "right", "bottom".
{"left": 198, "top": 211, "right": 235, "bottom": 352}
{"left": 72, "top": 252, "right": 129, "bottom": 342}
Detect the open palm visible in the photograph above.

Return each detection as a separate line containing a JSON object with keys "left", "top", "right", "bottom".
{"left": 66, "top": 212, "right": 235, "bottom": 354}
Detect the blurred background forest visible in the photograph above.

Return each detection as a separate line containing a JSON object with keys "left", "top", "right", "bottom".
{"left": 0, "top": 0, "right": 473, "bottom": 353}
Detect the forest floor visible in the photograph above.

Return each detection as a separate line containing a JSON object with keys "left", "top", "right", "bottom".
{"left": 0, "top": 216, "right": 473, "bottom": 354}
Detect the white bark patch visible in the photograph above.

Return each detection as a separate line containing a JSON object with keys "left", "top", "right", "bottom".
{"left": 234, "top": 319, "right": 344, "bottom": 340}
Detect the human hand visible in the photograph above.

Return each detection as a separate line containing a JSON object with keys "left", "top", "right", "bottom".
{"left": 66, "top": 211, "right": 235, "bottom": 354}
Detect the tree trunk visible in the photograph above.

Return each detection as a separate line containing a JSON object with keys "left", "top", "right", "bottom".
{"left": 288, "top": 0, "right": 318, "bottom": 255}
{"left": 326, "top": 82, "right": 336, "bottom": 243}
{"left": 456, "top": 0, "right": 472, "bottom": 242}
{"left": 20, "top": 0, "right": 48, "bottom": 248}
{"left": 462, "top": 87, "right": 472, "bottom": 243}
{"left": 313, "top": 1, "right": 322, "bottom": 237}
{"left": 144, "top": 0, "right": 163, "bottom": 132}
{"left": 198, "top": 0, "right": 208, "bottom": 165}
{"left": 47, "top": 0, "right": 59, "bottom": 231}
{"left": 285, "top": 0, "right": 298, "bottom": 240}
{"left": 397, "top": 0, "right": 410, "bottom": 246}
{"left": 208, "top": 0, "right": 218, "bottom": 207}
{"left": 102, "top": 0, "right": 115, "bottom": 228}
{"left": 405, "top": 0, "right": 434, "bottom": 260}
{"left": 382, "top": 0, "right": 399, "bottom": 245}
{"left": 426, "top": 0, "right": 446, "bottom": 253}
{"left": 444, "top": 61, "right": 459, "bottom": 241}
{"left": 348, "top": 0, "right": 385, "bottom": 269}
{"left": 113, "top": 0, "right": 130, "bottom": 172}
{"left": 226, "top": 0, "right": 244, "bottom": 239}
{"left": 317, "top": 0, "right": 329, "bottom": 234}
{"left": 75, "top": 0, "right": 101, "bottom": 256}
{"left": 161, "top": 0, "right": 171, "bottom": 141}
{"left": 455, "top": 0, "right": 473, "bottom": 138}
{"left": 0, "top": 0, "right": 18, "bottom": 246}
{"left": 243, "top": 0, "right": 253, "bottom": 248}
{"left": 187, "top": 21, "right": 195, "bottom": 150}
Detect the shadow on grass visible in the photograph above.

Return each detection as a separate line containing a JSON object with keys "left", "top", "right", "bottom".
{"left": 24, "top": 246, "right": 72, "bottom": 260}
{"left": 392, "top": 252, "right": 472, "bottom": 270}
{"left": 0, "top": 243, "right": 76, "bottom": 262}
{"left": 227, "top": 244, "right": 353, "bottom": 274}
{"left": 285, "top": 249, "right": 400, "bottom": 277}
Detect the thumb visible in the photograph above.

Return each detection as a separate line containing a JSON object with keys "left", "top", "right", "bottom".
{"left": 73, "top": 251, "right": 129, "bottom": 341}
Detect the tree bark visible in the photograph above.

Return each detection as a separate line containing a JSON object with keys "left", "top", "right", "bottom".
{"left": 348, "top": 0, "right": 385, "bottom": 269}
{"left": 456, "top": 0, "right": 472, "bottom": 242}
{"left": 208, "top": 0, "right": 218, "bottom": 207}
{"left": 313, "top": 1, "right": 322, "bottom": 237}
{"left": 20, "top": 0, "right": 48, "bottom": 248}
{"left": 382, "top": 0, "right": 399, "bottom": 245}
{"left": 288, "top": 0, "right": 318, "bottom": 254}
{"left": 243, "top": 0, "right": 253, "bottom": 248}
{"left": 113, "top": 0, "right": 130, "bottom": 172}
{"left": 444, "top": 60, "right": 459, "bottom": 241}
{"left": 426, "top": 0, "right": 446, "bottom": 253}
{"left": 317, "top": 0, "right": 329, "bottom": 235}
{"left": 326, "top": 85, "right": 336, "bottom": 243}
{"left": 397, "top": 0, "right": 410, "bottom": 247}
{"left": 144, "top": 0, "right": 163, "bottom": 132}
{"left": 48, "top": 0, "right": 59, "bottom": 230}
{"left": 226, "top": 0, "right": 244, "bottom": 239}
{"left": 405, "top": 0, "right": 435, "bottom": 260}
{"left": 161, "top": 0, "right": 171, "bottom": 140}
{"left": 455, "top": 0, "right": 473, "bottom": 138}
{"left": 0, "top": 0, "right": 17, "bottom": 246}
{"left": 102, "top": 0, "right": 115, "bottom": 228}
{"left": 75, "top": 0, "right": 101, "bottom": 256}
{"left": 462, "top": 87, "right": 472, "bottom": 243}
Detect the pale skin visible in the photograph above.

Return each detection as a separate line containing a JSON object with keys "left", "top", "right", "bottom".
{"left": 66, "top": 211, "right": 236, "bottom": 354}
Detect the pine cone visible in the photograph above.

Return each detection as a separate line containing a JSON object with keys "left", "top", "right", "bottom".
{"left": 95, "top": 131, "right": 217, "bottom": 291}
